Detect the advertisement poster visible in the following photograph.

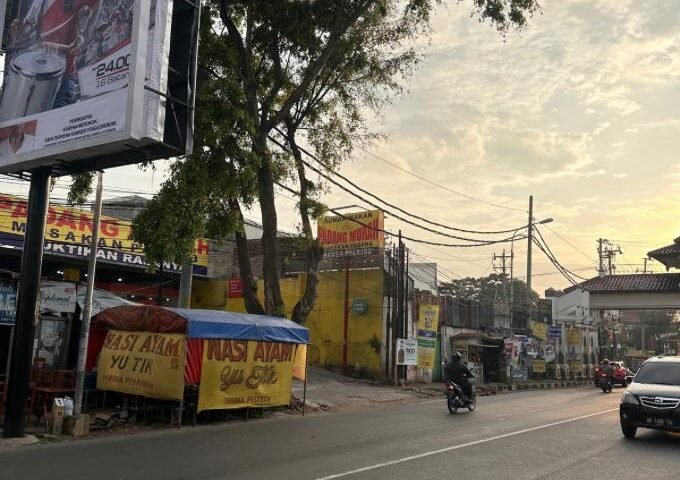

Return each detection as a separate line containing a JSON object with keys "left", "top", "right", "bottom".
{"left": 0, "top": 194, "right": 211, "bottom": 275}
{"left": 40, "top": 281, "right": 77, "bottom": 313}
{"left": 567, "top": 328, "right": 582, "bottom": 346}
{"left": 198, "top": 339, "right": 295, "bottom": 412}
{"left": 0, "top": 281, "right": 17, "bottom": 325}
{"left": 317, "top": 210, "right": 384, "bottom": 258}
{"left": 416, "top": 304, "right": 439, "bottom": 369}
{"left": 97, "top": 330, "right": 186, "bottom": 400}
{"left": 531, "top": 322, "right": 547, "bottom": 341}
{"left": 396, "top": 338, "right": 418, "bottom": 366}
{"left": 292, "top": 344, "right": 307, "bottom": 381}
{"left": 0, "top": 0, "right": 172, "bottom": 170}
{"left": 76, "top": 286, "right": 136, "bottom": 318}
{"left": 533, "top": 359, "right": 546, "bottom": 373}
{"left": 549, "top": 325, "right": 562, "bottom": 339}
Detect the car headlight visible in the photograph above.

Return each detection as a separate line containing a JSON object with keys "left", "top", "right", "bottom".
{"left": 621, "top": 391, "right": 638, "bottom": 405}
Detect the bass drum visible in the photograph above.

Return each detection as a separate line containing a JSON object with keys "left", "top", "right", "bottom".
{"left": 0, "top": 51, "right": 66, "bottom": 122}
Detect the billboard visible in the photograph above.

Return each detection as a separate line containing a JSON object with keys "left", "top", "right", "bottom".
{"left": 0, "top": 0, "right": 196, "bottom": 173}
{"left": 317, "top": 210, "right": 384, "bottom": 258}
{"left": 416, "top": 304, "right": 439, "bottom": 370}
{"left": 0, "top": 193, "right": 212, "bottom": 275}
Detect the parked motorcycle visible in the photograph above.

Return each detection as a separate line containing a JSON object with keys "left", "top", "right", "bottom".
{"left": 598, "top": 371, "right": 612, "bottom": 393}
{"left": 446, "top": 381, "right": 476, "bottom": 414}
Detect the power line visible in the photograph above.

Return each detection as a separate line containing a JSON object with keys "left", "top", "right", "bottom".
{"left": 360, "top": 147, "right": 526, "bottom": 213}
{"left": 274, "top": 181, "right": 526, "bottom": 248}
{"left": 274, "top": 130, "right": 526, "bottom": 235}
{"left": 268, "top": 135, "right": 524, "bottom": 245}
{"left": 543, "top": 225, "right": 596, "bottom": 263}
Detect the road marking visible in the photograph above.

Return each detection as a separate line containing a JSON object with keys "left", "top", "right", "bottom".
{"left": 315, "top": 407, "right": 618, "bottom": 479}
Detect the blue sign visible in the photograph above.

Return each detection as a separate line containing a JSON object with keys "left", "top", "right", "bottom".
{"left": 549, "top": 326, "right": 562, "bottom": 339}
{"left": 0, "top": 281, "right": 17, "bottom": 325}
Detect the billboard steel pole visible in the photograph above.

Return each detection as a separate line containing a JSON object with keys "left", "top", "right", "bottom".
{"left": 3, "top": 168, "right": 52, "bottom": 438}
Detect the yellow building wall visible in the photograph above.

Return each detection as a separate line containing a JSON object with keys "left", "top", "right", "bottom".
{"left": 190, "top": 268, "right": 385, "bottom": 377}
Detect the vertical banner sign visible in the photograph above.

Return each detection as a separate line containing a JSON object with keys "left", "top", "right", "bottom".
{"left": 396, "top": 338, "right": 418, "bottom": 366}
{"left": 533, "top": 359, "right": 546, "bottom": 373}
{"left": 416, "top": 305, "right": 440, "bottom": 369}
{"left": 531, "top": 322, "right": 547, "bottom": 341}
{"left": 198, "top": 340, "right": 295, "bottom": 412}
{"left": 0, "top": 281, "right": 17, "bottom": 325}
{"left": 97, "top": 330, "right": 186, "bottom": 400}
{"left": 567, "top": 329, "right": 582, "bottom": 346}
{"left": 292, "top": 344, "right": 307, "bottom": 381}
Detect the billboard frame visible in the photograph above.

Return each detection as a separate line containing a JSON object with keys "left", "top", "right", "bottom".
{"left": 0, "top": 0, "right": 199, "bottom": 176}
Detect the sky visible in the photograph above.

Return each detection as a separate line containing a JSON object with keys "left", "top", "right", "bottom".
{"left": 1, "top": 0, "right": 679, "bottom": 295}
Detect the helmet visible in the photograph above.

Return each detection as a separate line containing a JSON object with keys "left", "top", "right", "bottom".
{"left": 601, "top": 359, "right": 610, "bottom": 365}
{"left": 451, "top": 352, "right": 461, "bottom": 362}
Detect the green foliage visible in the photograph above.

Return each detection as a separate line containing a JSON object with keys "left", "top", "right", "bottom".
{"left": 440, "top": 272, "right": 539, "bottom": 307}
{"left": 67, "top": 172, "right": 96, "bottom": 205}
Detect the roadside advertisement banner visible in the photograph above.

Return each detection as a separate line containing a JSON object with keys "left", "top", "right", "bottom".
{"left": 317, "top": 210, "right": 384, "bottom": 258}
{"left": 76, "top": 287, "right": 137, "bottom": 318}
{"left": 567, "top": 328, "right": 582, "bottom": 346}
{"left": 0, "top": 194, "right": 211, "bottom": 275}
{"left": 549, "top": 325, "right": 562, "bottom": 339}
{"left": 0, "top": 281, "right": 17, "bottom": 325}
{"left": 531, "top": 322, "right": 547, "bottom": 341}
{"left": 292, "top": 344, "right": 307, "bottom": 381}
{"left": 198, "top": 340, "right": 295, "bottom": 412}
{"left": 40, "top": 281, "right": 77, "bottom": 313}
{"left": 396, "top": 338, "right": 418, "bottom": 366}
{"left": 0, "top": 0, "right": 174, "bottom": 172}
{"left": 569, "top": 360, "right": 583, "bottom": 373}
{"left": 416, "top": 304, "right": 439, "bottom": 369}
{"left": 533, "top": 359, "right": 546, "bottom": 373}
{"left": 97, "top": 329, "right": 186, "bottom": 400}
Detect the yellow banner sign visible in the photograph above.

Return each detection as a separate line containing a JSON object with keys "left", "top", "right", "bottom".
{"left": 531, "top": 322, "right": 547, "bottom": 341}
{"left": 198, "top": 340, "right": 295, "bottom": 412}
{"left": 570, "top": 360, "right": 583, "bottom": 373}
{"left": 97, "top": 330, "right": 186, "bottom": 400}
{"left": 567, "top": 329, "right": 582, "bottom": 346}
{"left": 533, "top": 359, "right": 546, "bottom": 373}
{"left": 293, "top": 344, "right": 307, "bottom": 381}
{"left": 0, "top": 194, "right": 209, "bottom": 270}
{"left": 417, "top": 304, "right": 440, "bottom": 369}
{"left": 317, "top": 210, "right": 384, "bottom": 257}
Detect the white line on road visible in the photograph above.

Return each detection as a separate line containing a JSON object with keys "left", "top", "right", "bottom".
{"left": 315, "top": 407, "right": 618, "bottom": 480}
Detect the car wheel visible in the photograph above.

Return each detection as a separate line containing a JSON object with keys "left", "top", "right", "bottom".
{"left": 621, "top": 423, "right": 637, "bottom": 439}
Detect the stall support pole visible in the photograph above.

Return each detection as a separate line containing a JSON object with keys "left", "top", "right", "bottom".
{"left": 302, "top": 347, "right": 308, "bottom": 417}
{"left": 3, "top": 168, "right": 52, "bottom": 438}
{"left": 74, "top": 171, "right": 103, "bottom": 416}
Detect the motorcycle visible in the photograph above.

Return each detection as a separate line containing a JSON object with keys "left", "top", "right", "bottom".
{"left": 598, "top": 371, "right": 612, "bottom": 393}
{"left": 446, "top": 381, "right": 476, "bottom": 414}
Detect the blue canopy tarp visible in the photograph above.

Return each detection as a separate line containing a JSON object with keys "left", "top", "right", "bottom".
{"left": 93, "top": 305, "right": 309, "bottom": 344}
{"left": 172, "top": 308, "right": 309, "bottom": 344}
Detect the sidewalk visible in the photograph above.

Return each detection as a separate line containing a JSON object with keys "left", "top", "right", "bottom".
{"left": 412, "top": 379, "right": 594, "bottom": 398}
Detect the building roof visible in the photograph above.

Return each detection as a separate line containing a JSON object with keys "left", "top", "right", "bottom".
{"left": 648, "top": 238, "right": 680, "bottom": 269}
{"left": 565, "top": 273, "right": 680, "bottom": 294}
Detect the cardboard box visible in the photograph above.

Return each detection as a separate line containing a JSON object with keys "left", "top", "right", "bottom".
{"left": 51, "top": 398, "right": 65, "bottom": 435}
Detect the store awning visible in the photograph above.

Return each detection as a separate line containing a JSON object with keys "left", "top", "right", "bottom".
{"left": 93, "top": 305, "right": 309, "bottom": 344}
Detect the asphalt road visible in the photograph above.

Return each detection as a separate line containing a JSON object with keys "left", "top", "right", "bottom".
{"left": 2, "top": 386, "right": 680, "bottom": 480}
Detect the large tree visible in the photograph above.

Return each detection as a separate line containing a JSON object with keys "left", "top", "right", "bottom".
{"left": 71, "top": 0, "right": 541, "bottom": 322}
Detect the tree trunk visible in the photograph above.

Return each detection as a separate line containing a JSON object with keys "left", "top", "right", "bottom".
{"left": 255, "top": 138, "right": 285, "bottom": 316}
{"left": 230, "top": 198, "right": 264, "bottom": 314}
{"left": 286, "top": 119, "right": 323, "bottom": 324}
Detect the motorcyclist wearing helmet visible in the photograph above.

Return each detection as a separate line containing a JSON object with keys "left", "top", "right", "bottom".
{"left": 600, "top": 358, "right": 614, "bottom": 381}
{"left": 444, "top": 352, "right": 475, "bottom": 403}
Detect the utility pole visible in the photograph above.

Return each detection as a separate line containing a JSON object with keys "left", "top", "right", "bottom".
{"left": 74, "top": 171, "right": 103, "bottom": 416}
{"left": 597, "top": 238, "right": 622, "bottom": 276}
{"left": 526, "top": 195, "right": 534, "bottom": 329}
{"left": 342, "top": 256, "right": 351, "bottom": 376}
{"left": 396, "top": 231, "right": 405, "bottom": 384}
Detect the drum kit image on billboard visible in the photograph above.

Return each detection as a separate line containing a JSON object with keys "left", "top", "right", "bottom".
{"left": 0, "top": 0, "right": 135, "bottom": 122}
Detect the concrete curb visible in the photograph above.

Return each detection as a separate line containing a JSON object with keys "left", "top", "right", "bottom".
{"left": 415, "top": 380, "right": 592, "bottom": 398}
